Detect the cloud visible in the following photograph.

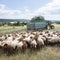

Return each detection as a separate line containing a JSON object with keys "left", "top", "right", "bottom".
{"left": 0, "top": 4, "right": 35, "bottom": 19}
{"left": 0, "top": 0, "right": 60, "bottom": 20}
{"left": 0, "top": 4, "right": 6, "bottom": 10}
{"left": 35, "top": 0, "right": 60, "bottom": 20}
{"left": 0, "top": 4, "right": 22, "bottom": 19}
{"left": 35, "top": 0, "right": 60, "bottom": 14}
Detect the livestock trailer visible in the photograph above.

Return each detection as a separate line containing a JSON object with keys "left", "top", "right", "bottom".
{"left": 27, "top": 21, "right": 54, "bottom": 30}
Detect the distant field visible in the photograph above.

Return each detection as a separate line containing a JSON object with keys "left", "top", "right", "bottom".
{"left": 50, "top": 24, "right": 60, "bottom": 31}
{"left": 0, "top": 24, "right": 60, "bottom": 35}
{"left": 0, "top": 26, "right": 26, "bottom": 35}
{"left": 53, "top": 23, "right": 60, "bottom": 26}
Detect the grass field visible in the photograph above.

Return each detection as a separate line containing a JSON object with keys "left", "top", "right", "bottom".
{"left": 0, "top": 46, "right": 60, "bottom": 60}
{"left": 51, "top": 24, "right": 60, "bottom": 31}
{"left": 0, "top": 24, "right": 60, "bottom": 60}
{"left": 0, "top": 26, "right": 26, "bottom": 35}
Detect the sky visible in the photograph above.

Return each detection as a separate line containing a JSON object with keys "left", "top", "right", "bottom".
{"left": 0, "top": 0, "right": 60, "bottom": 20}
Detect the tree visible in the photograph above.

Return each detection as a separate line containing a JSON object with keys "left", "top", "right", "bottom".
{"left": 31, "top": 16, "right": 45, "bottom": 22}
{"left": 16, "top": 21, "right": 20, "bottom": 26}
{"left": 13, "top": 21, "right": 20, "bottom": 26}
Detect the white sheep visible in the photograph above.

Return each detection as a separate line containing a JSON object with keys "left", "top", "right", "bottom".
{"left": 37, "top": 37, "right": 44, "bottom": 45}
{"left": 47, "top": 36, "right": 59, "bottom": 44}
{"left": 30, "top": 39, "right": 37, "bottom": 49}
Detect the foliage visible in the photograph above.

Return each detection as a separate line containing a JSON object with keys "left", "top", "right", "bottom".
{"left": 31, "top": 16, "right": 45, "bottom": 22}
{"left": 0, "top": 21, "right": 27, "bottom": 26}
{"left": 0, "top": 22, "right": 4, "bottom": 26}
{"left": 56, "top": 21, "right": 60, "bottom": 24}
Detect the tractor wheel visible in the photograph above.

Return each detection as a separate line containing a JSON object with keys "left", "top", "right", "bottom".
{"left": 51, "top": 25, "right": 55, "bottom": 29}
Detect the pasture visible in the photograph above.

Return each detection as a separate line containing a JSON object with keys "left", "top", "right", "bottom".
{"left": 0, "top": 24, "right": 60, "bottom": 60}
{"left": 0, "top": 46, "right": 60, "bottom": 60}
{"left": 0, "top": 26, "right": 26, "bottom": 35}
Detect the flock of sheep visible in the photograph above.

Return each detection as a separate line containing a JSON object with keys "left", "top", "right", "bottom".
{"left": 0, "top": 31, "right": 60, "bottom": 55}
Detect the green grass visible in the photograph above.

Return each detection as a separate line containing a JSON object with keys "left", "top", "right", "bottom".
{"left": 53, "top": 23, "right": 60, "bottom": 27}
{"left": 0, "top": 26, "right": 26, "bottom": 35}
{"left": 0, "top": 46, "right": 60, "bottom": 60}
{"left": 51, "top": 24, "right": 60, "bottom": 31}
{"left": 0, "top": 26, "right": 26, "bottom": 30}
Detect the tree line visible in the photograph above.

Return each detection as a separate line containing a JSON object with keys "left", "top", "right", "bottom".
{"left": 0, "top": 15, "right": 59, "bottom": 26}
{"left": 0, "top": 21, "right": 27, "bottom": 26}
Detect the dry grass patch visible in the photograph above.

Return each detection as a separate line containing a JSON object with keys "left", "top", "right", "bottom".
{"left": 0, "top": 46, "right": 60, "bottom": 60}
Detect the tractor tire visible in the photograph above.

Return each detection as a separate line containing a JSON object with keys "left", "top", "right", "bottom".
{"left": 50, "top": 25, "right": 55, "bottom": 29}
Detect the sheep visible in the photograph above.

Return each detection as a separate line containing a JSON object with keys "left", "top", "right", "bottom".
{"left": 3, "top": 44, "right": 14, "bottom": 55}
{"left": 16, "top": 41, "right": 23, "bottom": 51}
{"left": 22, "top": 40, "right": 28, "bottom": 52}
{"left": 10, "top": 40, "right": 18, "bottom": 49}
{"left": 23, "top": 36, "right": 32, "bottom": 47}
{"left": 0, "top": 41, "right": 3, "bottom": 49}
{"left": 2, "top": 38, "right": 19, "bottom": 54}
{"left": 38, "top": 35, "right": 46, "bottom": 43}
{"left": 47, "top": 36, "right": 59, "bottom": 45}
{"left": 23, "top": 33, "right": 29, "bottom": 37}
{"left": 16, "top": 40, "right": 27, "bottom": 52}
{"left": 30, "top": 39, "right": 37, "bottom": 50}
{"left": 57, "top": 36, "right": 60, "bottom": 44}
{"left": 0, "top": 31, "right": 60, "bottom": 54}
{"left": 0, "top": 35, "right": 6, "bottom": 41}
{"left": 41, "top": 36, "right": 47, "bottom": 44}
{"left": 6, "top": 36, "right": 13, "bottom": 41}
{"left": 29, "top": 34, "right": 35, "bottom": 38}
{"left": 36, "top": 36, "right": 44, "bottom": 49}
{"left": 2, "top": 36, "right": 17, "bottom": 49}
